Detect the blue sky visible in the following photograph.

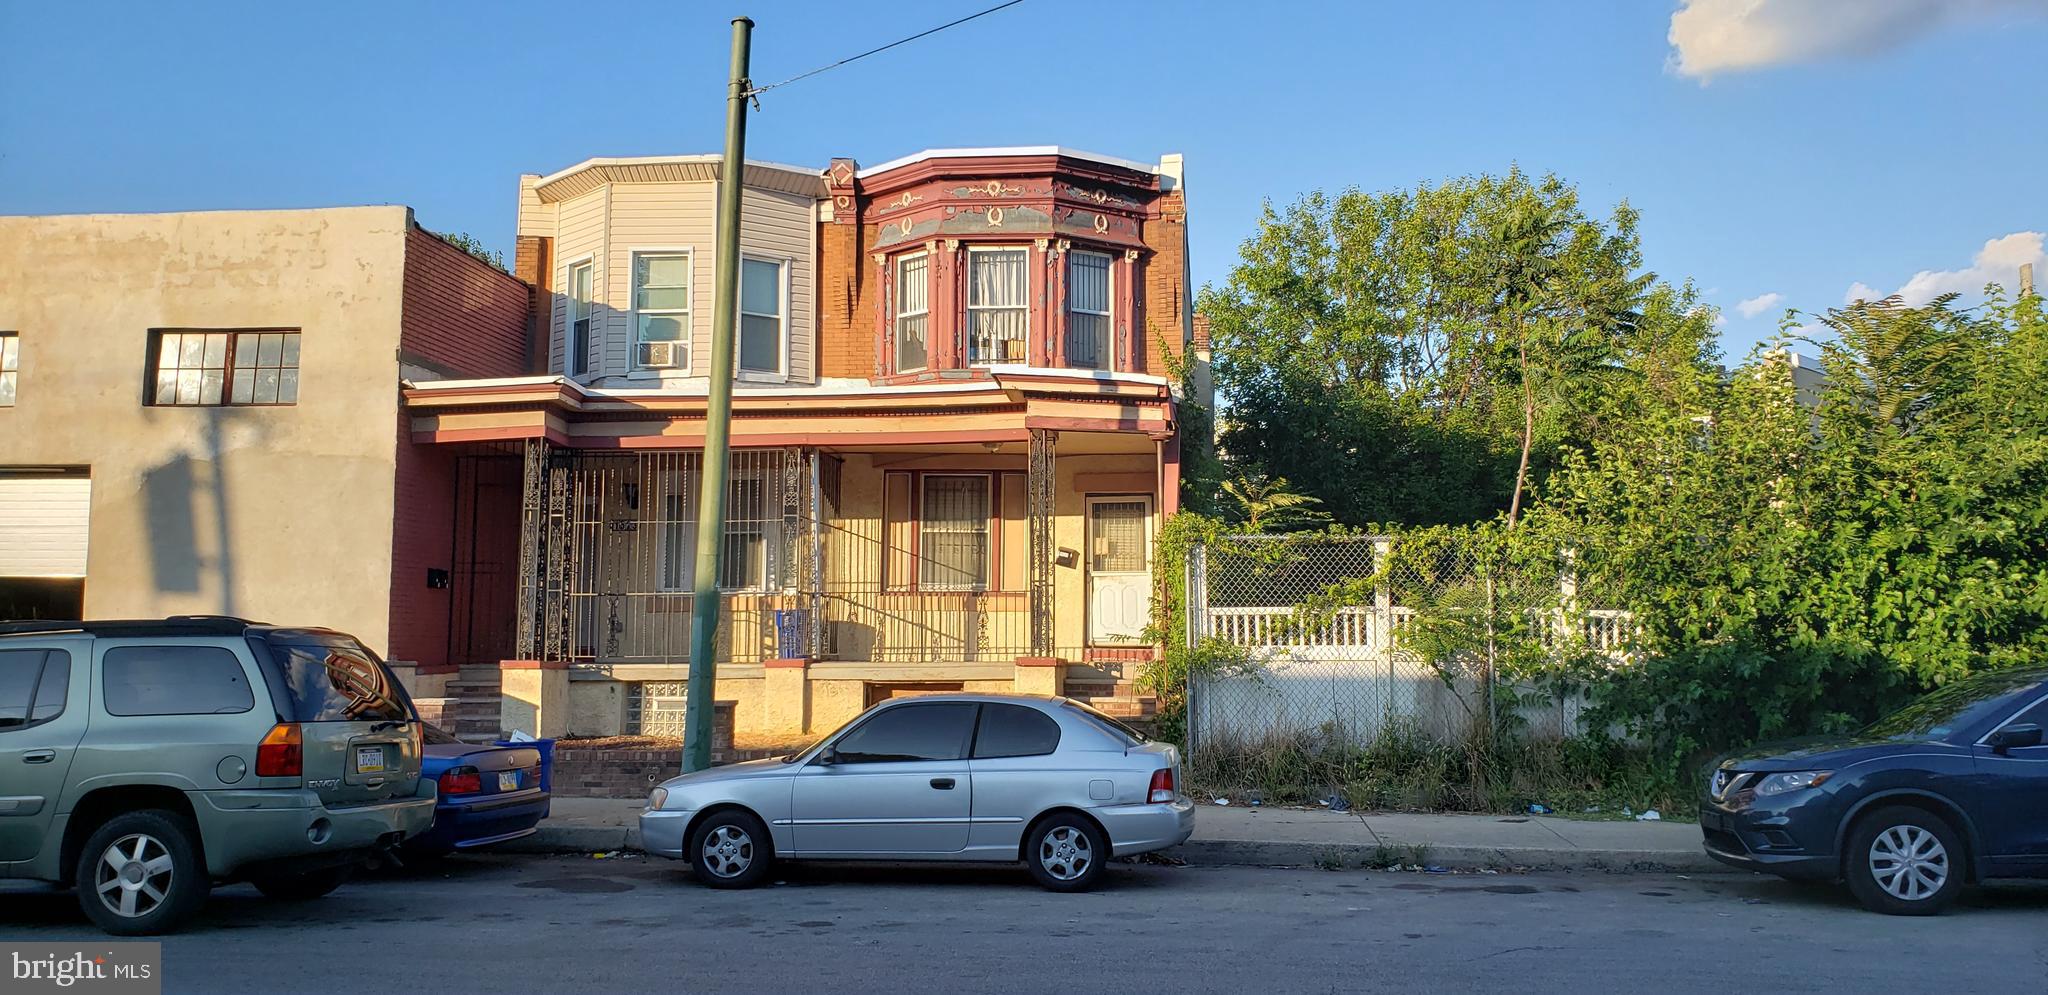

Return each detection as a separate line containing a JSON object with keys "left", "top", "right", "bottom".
{"left": 3, "top": 0, "right": 2043, "bottom": 358}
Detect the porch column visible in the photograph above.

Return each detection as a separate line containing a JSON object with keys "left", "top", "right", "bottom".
{"left": 513, "top": 438, "right": 550, "bottom": 661}
{"left": 1024, "top": 428, "right": 1057, "bottom": 661}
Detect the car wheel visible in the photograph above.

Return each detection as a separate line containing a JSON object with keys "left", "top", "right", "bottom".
{"left": 1844, "top": 806, "right": 1964, "bottom": 915}
{"left": 689, "top": 809, "right": 771, "bottom": 889}
{"left": 74, "top": 809, "right": 210, "bottom": 936}
{"left": 1025, "top": 813, "right": 1109, "bottom": 892}
{"left": 249, "top": 865, "right": 352, "bottom": 901}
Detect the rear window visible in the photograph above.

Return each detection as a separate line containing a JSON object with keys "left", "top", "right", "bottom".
{"left": 103, "top": 646, "right": 255, "bottom": 716}
{"left": 260, "top": 636, "right": 411, "bottom": 722}
{"left": 1062, "top": 700, "right": 1148, "bottom": 745}
{"left": 973, "top": 702, "right": 1062, "bottom": 758}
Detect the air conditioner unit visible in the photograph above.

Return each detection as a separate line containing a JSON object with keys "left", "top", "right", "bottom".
{"left": 638, "top": 341, "right": 683, "bottom": 369}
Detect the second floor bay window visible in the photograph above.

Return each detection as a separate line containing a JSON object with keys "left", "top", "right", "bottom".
{"left": 738, "top": 258, "right": 785, "bottom": 378}
{"left": 895, "top": 253, "right": 929, "bottom": 373}
{"left": 967, "top": 247, "right": 1028, "bottom": 365}
{"left": 632, "top": 252, "right": 691, "bottom": 371}
{"left": 566, "top": 260, "right": 594, "bottom": 376}
{"left": 1067, "top": 251, "right": 1112, "bottom": 370}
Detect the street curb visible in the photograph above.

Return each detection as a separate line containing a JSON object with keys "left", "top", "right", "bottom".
{"left": 511, "top": 824, "right": 1717, "bottom": 874}
{"left": 1172, "top": 838, "right": 1721, "bottom": 874}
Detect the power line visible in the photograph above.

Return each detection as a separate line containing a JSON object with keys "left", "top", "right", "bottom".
{"left": 745, "top": 0, "right": 1026, "bottom": 98}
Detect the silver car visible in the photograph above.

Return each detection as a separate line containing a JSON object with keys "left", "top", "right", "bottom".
{"left": 640, "top": 694, "right": 1193, "bottom": 891}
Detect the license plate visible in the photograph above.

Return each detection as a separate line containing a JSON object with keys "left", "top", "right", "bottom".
{"left": 355, "top": 746, "right": 386, "bottom": 773}
{"left": 498, "top": 771, "right": 519, "bottom": 792}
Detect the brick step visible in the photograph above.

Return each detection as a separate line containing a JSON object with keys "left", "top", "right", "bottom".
{"left": 445, "top": 681, "right": 501, "bottom": 695}
{"left": 1068, "top": 694, "right": 1157, "bottom": 719}
{"left": 1063, "top": 680, "right": 1147, "bottom": 698}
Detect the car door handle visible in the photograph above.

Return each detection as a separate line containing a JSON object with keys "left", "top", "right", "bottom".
{"left": 930, "top": 777, "right": 955, "bottom": 790}
{"left": 22, "top": 750, "right": 55, "bottom": 764}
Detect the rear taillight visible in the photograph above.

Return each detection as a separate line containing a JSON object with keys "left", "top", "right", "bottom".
{"left": 1148, "top": 767, "right": 1177, "bottom": 804}
{"left": 439, "top": 766, "right": 482, "bottom": 796}
{"left": 257, "top": 723, "right": 303, "bottom": 778}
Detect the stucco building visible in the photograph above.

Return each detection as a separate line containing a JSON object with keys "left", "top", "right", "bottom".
{"left": 0, "top": 207, "right": 531, "bottom": 677}
{"left": 405, "top": 147, "right": 1197, "bottom": 743}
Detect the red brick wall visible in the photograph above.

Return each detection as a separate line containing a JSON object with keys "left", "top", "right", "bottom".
{"left": 817, "top": 221, "right": 877, "bottom": 379}
{"left": 390, "top": 226, "right": 533, "bottom": 672}
{"left": 514, "top": 234, "right": 551, "bottom": 375}
{"left": 1137, "top": 188, "right": 1191, "bottom": 376}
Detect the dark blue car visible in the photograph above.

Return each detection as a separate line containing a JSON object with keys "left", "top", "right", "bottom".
{"left": 408, "top": 723, "right": 552, "bottom": 854}
{"left": 1700, "top": 667, "right": 2048, "bottom": 914}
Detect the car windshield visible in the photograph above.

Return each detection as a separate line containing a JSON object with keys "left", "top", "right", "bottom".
{"left": 1863, "top": 669, "right": 2048, "bottom": 741}
{"left": 784, "top": 714, "right": 860, "bottom": 763}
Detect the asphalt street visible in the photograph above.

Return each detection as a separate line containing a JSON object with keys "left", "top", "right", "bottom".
{"left": 4, "top": 854, "right": 2045, "bottom": 994}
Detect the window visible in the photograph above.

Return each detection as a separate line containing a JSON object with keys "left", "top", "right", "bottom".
{"left": 566, "top": 260, "right": 594, "bottom": 377}
{"left": 656, "top": 460, "right": 781, "bottom": 592}
{"left": 830, "top": 702, "right": 976, "bottom": 764}
{"left": 739, "top": 257, "right": 784, "bottom": 377}
{"left": 919, "top": 475, "right": 990, "bottom": 590}
{"left": 632, "top": 252, "right": 691, "bottom": 370}
{"left": 894, "top": 253, "right": 929, "bottom": 373}
{"left": 967, "top": 247, "right": 1029, "bottom": 364}
{"left": 1064, "top": 699, "right": 1149, "bottom": 745}
{"left": 0, "top": 332, "right": 17, "bottom": 406}
{"left": 149, "top": 330, "right": 300, "bottom": 406}
{"left": 972, "top": 702, "right": 1061, "bottom": 759}
{"left": 0, "top": 649, "right": 69, "bottom": 730}
{"left": 102, "top": 646, "right": 254, "bottom": 716}
{"left": 1067, "top": 251, "right": 1112, "bottom": 369}
{"left": 258, "top": 635, "right": 410, "bottom": 722}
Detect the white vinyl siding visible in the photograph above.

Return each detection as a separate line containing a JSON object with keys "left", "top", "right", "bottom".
{"left": 546, "top": 179, "right": 817, "bottom": 383}
{"left": 552, "top": 189, "right": 608, "bottom": 376}
{"left": 0, "top": 474, "right": 89, "bottom": 577}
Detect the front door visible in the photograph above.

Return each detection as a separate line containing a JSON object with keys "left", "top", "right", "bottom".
{"left": 0, "top": 644, "right": 86, "bottom": 865}
{"left": 1086, "top": 496, "right": 1152, "bottom": 645}
{"left": 790, "top": 701, "right": 975, "bottom": 855}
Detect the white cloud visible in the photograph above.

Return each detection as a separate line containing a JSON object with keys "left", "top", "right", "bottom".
{"left": 1735, "top": 292, "right": 1784, "bottom": 318}
{"left": 1845, "top": 232, "right": 2044, "bottom": 306}
{"left": 1668, "top": 0, "right": 2048, "bottom": 79}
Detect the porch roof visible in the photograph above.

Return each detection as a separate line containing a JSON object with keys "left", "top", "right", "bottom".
{"left": 402, "top": 368, "right": 1174, "bottom": 452}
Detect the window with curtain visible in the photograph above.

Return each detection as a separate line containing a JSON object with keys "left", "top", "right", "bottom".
{"left": 739, "top": 257, "right": 784, "bottom": 376}
{"left": 567, "top": 261, "right": 594, "bottom": 376}
{"left": 919, "top": 475, "right": 991, "bottom": 589}
{"left": 967, "top": 248, "right": 1028, "bottom": 365}
{"left": 895, "top": 253, "right": 928, "bottom": 372}
{"left": 1067, "top": 251, "right": 1111, "bottom": 369}
{"left": 633, "top": 252, "right": 690, "bottom": 369}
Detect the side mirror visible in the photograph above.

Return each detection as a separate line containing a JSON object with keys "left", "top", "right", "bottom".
{"left": 1989, "top": 723, "right": 2043, "bottom": 754}
{"left": 813, "top": 747, "right": 840, "bottom": 767}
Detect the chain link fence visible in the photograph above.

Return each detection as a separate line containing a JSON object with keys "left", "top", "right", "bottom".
{"left": 1186, "top": 533, "right": 1628, "bottom": 797}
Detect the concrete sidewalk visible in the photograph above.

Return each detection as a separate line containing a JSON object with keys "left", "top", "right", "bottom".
{"left": 511, "top": 797, "right": 1717, "bottom": 873}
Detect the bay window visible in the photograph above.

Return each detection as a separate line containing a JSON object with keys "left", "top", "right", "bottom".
{"left": 632, "top": 252, "right": 691, "bottom": 370}
{"left": 739, "top": 257, "right": 784, "bottom": 377}
{"left": 1067, "top": 250, "right": 1111, "bottom": 369}
{"left": 566, "top": 260, "right": 594, "bottom": 376}
{"left": 895, "top": 253, "right": 929, "bottom": 372}
{"left": 967, "top": 247, "right": 1028, "bottom": 365}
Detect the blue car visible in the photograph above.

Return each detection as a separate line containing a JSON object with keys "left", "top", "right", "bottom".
{"left": 408, "top": 723, "right": 552, "bottom": 854}
{"left": 1700, "top": 667, "right": 2048, "bottom": 915}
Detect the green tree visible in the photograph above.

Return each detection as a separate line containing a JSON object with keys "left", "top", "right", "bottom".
{"left": 433, "top": 231, "right": 508, "bottom": 274}
{"left": 1199, "top": 169, "right": 1711, "bottom": 526}
{"left": 1219, "top": 474, "right": 1332, "bottom": 532}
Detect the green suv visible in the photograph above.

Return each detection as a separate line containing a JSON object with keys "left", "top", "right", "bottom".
{"left": 0, "top": 617, "right": 434, "bottom": 934}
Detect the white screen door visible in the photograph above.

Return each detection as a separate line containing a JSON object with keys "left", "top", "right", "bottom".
{"left": 1085, "top": 496, "right": 1152, "bottom": 645}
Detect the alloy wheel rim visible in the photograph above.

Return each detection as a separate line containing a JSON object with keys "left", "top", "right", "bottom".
{"left": 701, "top": 825, "right": 754, "bottom": 878}
{"left": 1869, "top": 824, "right": 1948, "bottom": 902}
{"left": 95, "top": 833, "right": 173, "bottom": 919}
{"left": 1039, "top": 826, "right": 1092, "bottom": 881}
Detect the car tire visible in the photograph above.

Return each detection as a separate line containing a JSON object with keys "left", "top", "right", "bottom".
{"left": 1024, "top": 812, "right": 1109, "bottom": 893}
{"left": 1844, "top": 806, "right": 1965, "bottom": 916}
{"left": 74, "top": 809, "right": 211, "bottom": 936}
{"left": 688, "top": 809, "right": 772, "bottom": 889}
{"left": 249, "top": 865, "right": 352, "bottom": 901}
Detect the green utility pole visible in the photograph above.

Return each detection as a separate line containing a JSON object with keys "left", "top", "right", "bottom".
{"left": 683, "top": 14, "right": 753, "bottom": 774}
